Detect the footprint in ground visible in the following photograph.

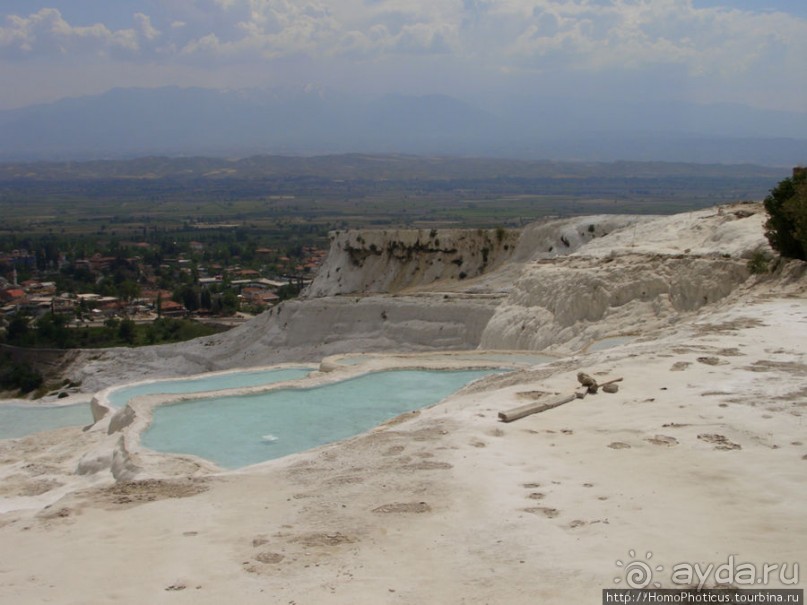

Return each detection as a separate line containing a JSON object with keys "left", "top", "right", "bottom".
{"left": 698, "top": 433, "right": 741, "bottom": 450}
{"left": 255, "top": 552, "right": 285, "bottom": 564}
{"left": 646, "top": 435, "right": 678, "bottom": 447}
{"left": 524, "top": 507, "right": 559, "bottom": 518}
{"left": 372, "top": 502, "right": 431, "bottom": 513}
{"left": 608, "top": 442, "right": 631, "bottom": 449}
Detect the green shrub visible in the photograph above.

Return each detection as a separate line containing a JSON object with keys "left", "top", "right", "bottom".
{"left": 764, "top": 167, "right": 807, "bottom": 260}
{"left": 747, "top": 249, "right": 772, "bottom": 274}
{"left": 118, "top": 319, "right": 137, "bottom": 345}
{"left": 0, "top": 354, "right": 43, "bottom": 394}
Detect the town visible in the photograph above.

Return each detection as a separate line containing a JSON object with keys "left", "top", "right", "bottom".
{"left": 0, "top": 235, "right": 327, "bottom": 348}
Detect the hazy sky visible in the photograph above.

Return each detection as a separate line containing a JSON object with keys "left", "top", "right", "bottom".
{"left": 1, "top": 0, "right": 806, "bottom": 113}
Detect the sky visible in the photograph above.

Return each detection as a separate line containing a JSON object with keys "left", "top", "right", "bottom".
{"left": 1, "top": 0, "right": 806, "bottom": 114}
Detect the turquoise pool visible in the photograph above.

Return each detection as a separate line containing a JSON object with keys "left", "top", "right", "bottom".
{"left": 107, "top": 367, "right": 313, "bottom": 407}
{"left": 0, "top": 403, "right": 92, "bottom": 440}
{"left": 0, "top": 368, "right": 313, "bottom": 441}
{"left": 142, "top": 368, "right": 501, "bottom": 469}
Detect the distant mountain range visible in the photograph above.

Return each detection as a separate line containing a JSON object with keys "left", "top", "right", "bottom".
{"left": 1, "top": 86, "right": 805, "bottom": 165}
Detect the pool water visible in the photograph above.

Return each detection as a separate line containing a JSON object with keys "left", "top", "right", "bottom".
{"left": 107, "top": 367, "right": 313, "bottom": 407}
{"left": 142, "top": 369, "right": 500, "bottom": 469}
{"left": 0, "top": 403, "right": 92, "bottom": 440}
{"left": 0, "top": 368, "right": 312, "bottom": 441}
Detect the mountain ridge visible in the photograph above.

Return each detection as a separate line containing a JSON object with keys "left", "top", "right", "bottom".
{"left": 2, "top": 86, "right": 806, "bottom": 165}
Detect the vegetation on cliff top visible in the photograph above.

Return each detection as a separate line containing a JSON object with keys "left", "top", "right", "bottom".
{"left": 764, "top": 167, "right": 807, "bottom": 261}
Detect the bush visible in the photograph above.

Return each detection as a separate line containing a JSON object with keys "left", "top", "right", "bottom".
{"left": 118, "top": 318, "right": 136, "bottom": 345}
{"left": 0, "top": 354, "right": 43, "bottom": 394}
{"left": 764, "top": 167, "right": 807, "bottom": 260}
{"left": 747, "top": 249, "right": 772, "bottom": 274}
{"left": 6, "top": 314, "right": 31, "bottom": 345}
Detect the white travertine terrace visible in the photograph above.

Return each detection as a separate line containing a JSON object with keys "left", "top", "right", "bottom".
{"left": 1, "top": 201, "right": 805, "bottom": 604}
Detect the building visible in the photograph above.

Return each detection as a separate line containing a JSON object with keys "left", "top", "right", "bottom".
{"left": 0, "top": 288, "right": 26, "bottom": 303}
{"left": 159, "top": 300, "right": 186, "bottom": 317}
{"left": 241, "top": 288, "right": 280, "bottom": 307}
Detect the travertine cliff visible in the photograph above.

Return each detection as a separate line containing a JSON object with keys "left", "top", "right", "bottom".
{"left": 67, "top": 204, "right": 773, "bottom": 391}
{"left": 305, "top": 227, "right": 520, "bottom": 297}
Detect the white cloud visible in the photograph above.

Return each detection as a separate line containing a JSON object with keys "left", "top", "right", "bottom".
{"left": 134, "top": 13, "right": 160, "bottom": 42}
{"left": 170, "top": 0, "right": 464, "bottom": 60}
{"left": 0, "top": 0, "right": 805, "bottom": 111}
{"left": 497, "top": 0, "right": 807, "bottom": 81}
{"left": 5, "top": 1, "right": 803, "bottom": 72}
{"left": 0, "top": 8, "right": 154, "bottom": 58}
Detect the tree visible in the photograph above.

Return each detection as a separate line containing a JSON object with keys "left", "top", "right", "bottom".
{"left": 200, "top": 287, "right": 212, "bottom": 310}
{"left": 0, "top": 354, "right": 42, "bottom": 394}
{"left": 277, "top": 282, "right": 301, "bottom": 301}
{"left": 789, "top": 177, "right": 807, "bottom": 255}
{"left": 220, "top": 290, "right": 239, "bottom": 315}
{"left": 118, "top": 318, "right": 137, "bottom": 345}
{"left": 174, "top": 285, "right": 200, "bottom": 312}
{"left": 764, "top": 167, "right": 807, "bottom": 261}
{"left": 117, "top": 279, "right": 141, "bottom": 302}
{"left": 6, "top": 314, "right": 31, "bottom": 344}
{"left": 36, "top": 312, "right": 71, "bottom": 348}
